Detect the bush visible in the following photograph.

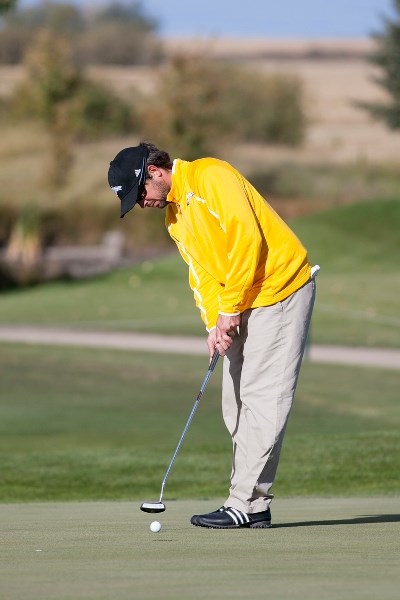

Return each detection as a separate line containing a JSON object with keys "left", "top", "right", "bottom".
{"left": 5, "top": 204, "right": 42, "bottom": 262}
{"left": 10, "top": 29, "right": 135, "bottom": 139}
{"left": 11, "top": 30, "right": 81, "bottom": 124}
{"left": 68, "top": 80, "right": 134, "bottom": 140}
{"left": 8, "top": 29, "right": 136, "bottom": 187}
{"left": 138, "top": 55, "right": 231, "bottom": 159}
{"left": 221, "top": 68, "right": 305, "bottom": 146}
{"left": 138, "top": 55, "right": 306, "bottom": 159}
{"left": 0, "top": 26, "right": 32, "bottom": 63}
{"left": 76, "top": 22, "right": 162, "bottom": 66}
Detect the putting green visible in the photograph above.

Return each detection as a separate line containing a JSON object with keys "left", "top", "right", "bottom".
{"left": 1, "top": 497, "right": 399, "bottom": 599}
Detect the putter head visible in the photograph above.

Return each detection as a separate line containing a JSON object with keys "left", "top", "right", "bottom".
{"left": 140, "top": 501, "right": 166, "bottom": 513}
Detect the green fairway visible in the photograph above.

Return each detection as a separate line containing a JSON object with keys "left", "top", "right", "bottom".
{"left": 0, "top": 343, "right": 399, "bottom": 502}
{"left": 1, "top": 498, "right": 399, "bottom": 600}
{"left": 292, "top": 198, "right": 400, "bottom": 348}
{"left": 1, "top": 199, "right": 399, "bottom": 347}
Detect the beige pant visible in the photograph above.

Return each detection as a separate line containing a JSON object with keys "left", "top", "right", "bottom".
{"left": 222, "top": 279, "right": 316, "bottom": 513}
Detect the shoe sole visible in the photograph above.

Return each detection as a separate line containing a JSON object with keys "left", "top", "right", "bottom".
{"left": 191, "top": 520, "right": 272, "bottom": 529}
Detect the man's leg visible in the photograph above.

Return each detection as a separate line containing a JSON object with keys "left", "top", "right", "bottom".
{"left": 223, "top": 279, "right": 316, "bottom": 514}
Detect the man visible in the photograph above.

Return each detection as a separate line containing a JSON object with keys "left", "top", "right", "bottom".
{"left": 108, "top": 142, "right": 319, "bottom": 529}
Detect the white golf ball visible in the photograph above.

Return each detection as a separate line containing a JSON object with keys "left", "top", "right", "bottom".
{"left": 150, "top": 521, "right": 161, "bottom": 533}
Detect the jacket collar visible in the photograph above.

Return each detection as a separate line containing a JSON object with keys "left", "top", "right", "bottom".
{"left": 167, "top": 159, "right": 189, "bottom": 204}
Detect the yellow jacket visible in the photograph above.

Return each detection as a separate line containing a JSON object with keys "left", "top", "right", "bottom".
{"left": 166, "top": 158, "right": 311, "bottom": 330}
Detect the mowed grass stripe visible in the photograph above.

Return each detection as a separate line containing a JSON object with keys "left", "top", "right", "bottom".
{"left": 0, "top": 343, "right": 399, "bottom": 502}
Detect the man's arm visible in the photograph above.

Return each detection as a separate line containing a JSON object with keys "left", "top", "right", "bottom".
{"left": 197, "top": 164, "right": 263, "bottom": 316}
{"left": 176, "top": 241, "right": 221, "bottom": 332}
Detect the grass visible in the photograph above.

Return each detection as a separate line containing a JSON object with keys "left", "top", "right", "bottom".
{"left": 1, "top": 498, "right": 400, "bottom": 600}
{"left": 0, "top": 251, "right": 202, "bottom": 333}
{"left": 249, "top": 161, "right": 400, "bottom": 204}
{"left": 292, "top": 198, "right": 400, "bottom": 273}
{"left": 292, "top": 198, "right": 400, "bottom": 347}
{"left": 0, "top": 343, "right": 399, "bottom": 503}
{"left": 1, "top": 198, "right": 399, "bottom": 347}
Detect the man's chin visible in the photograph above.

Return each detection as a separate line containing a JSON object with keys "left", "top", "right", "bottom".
{"left": 157, "top": 200, "right": 168, "bottom": 209}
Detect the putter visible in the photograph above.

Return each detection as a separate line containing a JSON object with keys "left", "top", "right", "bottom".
{"left": 140, "top": 349, "right": 220, "bottom": 513}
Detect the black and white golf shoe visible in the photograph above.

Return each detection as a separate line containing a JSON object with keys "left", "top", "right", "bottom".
{"left": 191, "top": 506, "right": 272, "bottom": 529}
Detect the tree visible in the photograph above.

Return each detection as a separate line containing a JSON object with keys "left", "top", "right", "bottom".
{"left": 138, "top": 55, "right": 305, "bottom": 160}
{"left": 363, "top": 0, "right": 400, "bottom": 129}
{"left": 0, "top": 0, "right": 17, "bottom": 14}
{"left": 20, "top": 29, "right": 80, "bottom": 186}
{"left": 0, "top": 0, "right": 162, "bottom": 65}
{"left": 6, "top": 1, "right": 84, "bottom": 34}
{"left": 94, "top": 1, "right": 157, "bottom": 30}
{"left": 142, "top": 55, "right": 231, "bottom": 160}
{"left": 12, "top": 28, "right": 134, "bottom": 185}
{"left": 77, "top": 1, "right": 161, "bottom": 65}
{"left": 0, "top": 1, "right": 85, "bottom": 63}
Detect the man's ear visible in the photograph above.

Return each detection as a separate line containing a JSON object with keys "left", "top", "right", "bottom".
{"left": 147, "top": 164, "right": 160, "bottom": 177}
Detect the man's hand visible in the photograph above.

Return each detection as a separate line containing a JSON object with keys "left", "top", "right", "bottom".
{"left": 207, "top": 314, "right": 241, "bottom": 357}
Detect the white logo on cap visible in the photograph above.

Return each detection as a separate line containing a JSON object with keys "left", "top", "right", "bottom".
{"left": 135, "top": 169, "right": 141, "bottom": 177}
{"left": 111, "top": 185, "right": 122, "bottom": 195}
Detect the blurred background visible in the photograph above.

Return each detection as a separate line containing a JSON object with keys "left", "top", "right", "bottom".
{"left": 0, "top": 0, "right": 399, "bottom": 283}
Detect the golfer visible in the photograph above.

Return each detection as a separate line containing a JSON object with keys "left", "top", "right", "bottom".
{"left": 108, "top": 142, "right": 318, "bottom": 529}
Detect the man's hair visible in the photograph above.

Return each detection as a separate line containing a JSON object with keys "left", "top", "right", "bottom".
{"left": 139, "top": 142, "right": 173, "bottom": 170}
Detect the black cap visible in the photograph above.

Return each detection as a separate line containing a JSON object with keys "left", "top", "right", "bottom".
{"left": 108, "top": 146, "right": 150, "bottom": 218}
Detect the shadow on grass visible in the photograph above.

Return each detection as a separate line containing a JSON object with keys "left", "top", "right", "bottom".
{"left": 274, "top": 514, "right": 400, "bottom": 528}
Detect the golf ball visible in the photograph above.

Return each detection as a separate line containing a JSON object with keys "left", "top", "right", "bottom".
{"left": 150, "top": 521, "right": 161, "bottom": 533}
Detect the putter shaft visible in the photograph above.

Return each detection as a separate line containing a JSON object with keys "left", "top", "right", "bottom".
{"left": 140, "top": 350, "right": 219, "bottom": 512}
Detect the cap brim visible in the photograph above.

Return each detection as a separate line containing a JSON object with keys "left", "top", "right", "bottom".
{"left": 120, "top": 180, "right": 139, "bottom": 218}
